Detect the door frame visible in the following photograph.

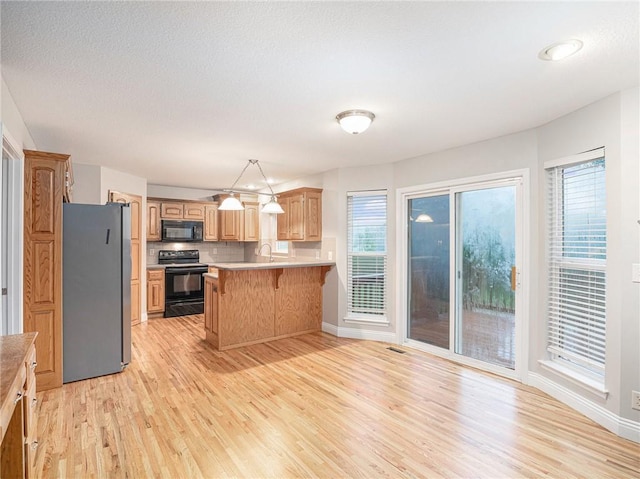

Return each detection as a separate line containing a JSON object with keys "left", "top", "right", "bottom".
{"left": 396, "top": 169, "right": 530, "bottom": 381}
{"left": 1, "top": 131, "right": 24, "bottom": 335}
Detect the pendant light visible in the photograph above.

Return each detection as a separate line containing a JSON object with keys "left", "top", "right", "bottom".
{"left": 218, "top": 159, "right": 284, "bottom": 214}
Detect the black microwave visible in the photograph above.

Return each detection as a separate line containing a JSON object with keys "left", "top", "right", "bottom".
{"left": 161, "top": 220, "right": 204, "bottom": 242}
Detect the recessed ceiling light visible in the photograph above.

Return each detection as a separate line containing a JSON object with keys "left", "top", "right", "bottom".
{"left": 538, "top": 39, "right": 583, "bottom": 61}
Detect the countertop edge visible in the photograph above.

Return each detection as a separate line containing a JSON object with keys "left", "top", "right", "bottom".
{"left": 209, "top": 261, "right": 336, "bottom": 271}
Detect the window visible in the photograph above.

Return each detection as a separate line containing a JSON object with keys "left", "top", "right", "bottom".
{"left": 546, "top": 149, "right": 606, "bottom": 377}
{"left": 274, "top": 241, "right": 289, "bottom": 254}
{"left": 347, "top": 191, "right": 387, "bottom": 321}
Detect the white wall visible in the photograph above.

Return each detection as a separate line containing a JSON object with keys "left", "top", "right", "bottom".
{"left": 71, "top": 163, "right": 102, "bottom": 204}
{"left": 1, "top": 75, "right": 35, "bottom": 335}
{"left": 147, "top": 184, "right": 218, "bottom": 201}
{"left": 1, "top": 77, "right": 36, "bottom": 150}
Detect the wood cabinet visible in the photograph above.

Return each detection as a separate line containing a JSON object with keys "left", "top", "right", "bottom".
{"left": 146, "top": 269, "right": 165, "bottom": 316}
{"left": 160, "top": 202, "right": 183, "bottom": 219}
{"left": 204, "top": 275, "right": 219, "bottom": 346}
{"left": 160, "top": 201, "right": 205, "bottom": 220}
{"left": 243, "top": 202, "right": 260, "bottom": 241}
{"left": 23, "top": 149, "right": 69, "bottom": 391}
{"left": 183, "top": 203, "right": 205, "bottom": 220}
{"left": 218, "top": 199, "right": 260, "bottom": 241}
{"left": 203, "top": 265, "right": 332, "bottom": 351}
{"left": 147, "top": 200, "right": 161, "bottom": 242}
{"left": 0, "top": 333, "right": 38, "bottom": 479}
{"left": 110, "top": 191, "right": 142, "bottom": 327}
{"left": 276, "top": 188, "right": 322, "bottom": 242}
{"left": 204, "top": 204, "right": 219, "bottom": 241}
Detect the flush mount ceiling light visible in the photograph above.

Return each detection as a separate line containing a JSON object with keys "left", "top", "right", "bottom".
{"left": 538, "top": 39, "right": 583, "bottom": 61}
{"left": 219, "top": 159, "right": 284, "bottom": 214}
{"left": 336, "top": 110, "right": 375, "bottom": 134}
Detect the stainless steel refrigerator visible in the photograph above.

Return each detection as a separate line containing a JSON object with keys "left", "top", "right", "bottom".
{"left": 63, "top": 203, "right": 132, "bottom": 383}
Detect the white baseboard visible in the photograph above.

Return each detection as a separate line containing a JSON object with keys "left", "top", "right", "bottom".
{"left": 321, "top": 322, "right": 397, "bottom": 343}
{"left": 528, "top": 372, "right": 640, "bottom": 443}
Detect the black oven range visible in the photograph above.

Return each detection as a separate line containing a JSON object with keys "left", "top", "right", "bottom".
{"left": 158, "top": 249, "right": 208, "bottom": 318}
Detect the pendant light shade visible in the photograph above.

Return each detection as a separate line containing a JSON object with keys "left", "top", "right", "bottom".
{"left": 261, "top": 196, "right": 285, "bottom": 214}
{"left": 219, "top": 194, "right": 244, "bottom": 211}
{"left": 336, "top": 110, "right": 375, "bottom": 134}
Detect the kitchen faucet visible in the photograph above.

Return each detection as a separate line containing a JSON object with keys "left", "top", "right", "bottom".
{"left": 259, "top": 243, "right": 274, "bottom": 262}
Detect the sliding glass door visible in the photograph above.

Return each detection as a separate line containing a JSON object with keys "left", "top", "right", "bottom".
{"left": 407, "top": 194, "right": 450, "bottom": 348}
{"left": 406, "top": 177, "right": 522, "bottom": 375}
{"left": 455, "top": 185, "right": 516, "bottom": 369}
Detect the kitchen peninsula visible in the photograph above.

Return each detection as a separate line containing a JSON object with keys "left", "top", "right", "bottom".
{"left": 203, "top": 262, "right": 334, "bottom": 350}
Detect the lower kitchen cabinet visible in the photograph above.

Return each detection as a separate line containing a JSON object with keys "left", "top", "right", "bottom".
{"left": 0, "top": 333, "right": 38, "bottom": 479}
{"left": 147, "top": 269, "right": 165, "bottom": 316}
{"left": 203, "top": 275, "right": 219, "bottom": 348}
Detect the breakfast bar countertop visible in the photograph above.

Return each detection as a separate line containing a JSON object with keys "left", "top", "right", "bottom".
{"left": 208, "top": 261, "right": 335, "bottom": 271}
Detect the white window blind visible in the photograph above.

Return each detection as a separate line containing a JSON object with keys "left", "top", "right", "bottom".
{"left": 546, "top": 150, "right": 606, "bottom": 375}
{"left": 347, "top": 191, "right": 387, "bottom": 319}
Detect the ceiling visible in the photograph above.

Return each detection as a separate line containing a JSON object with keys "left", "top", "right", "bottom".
{"left": 1, "top": 2, "right": 638, "bottom": 190}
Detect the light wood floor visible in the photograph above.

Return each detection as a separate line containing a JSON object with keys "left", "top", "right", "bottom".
{"left": 35, "top": 315, "right": 639, "bottom": 478}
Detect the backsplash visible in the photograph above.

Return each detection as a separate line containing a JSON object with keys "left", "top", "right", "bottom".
{"left": 146, "top": 242, "right": 245, "bottom": 264}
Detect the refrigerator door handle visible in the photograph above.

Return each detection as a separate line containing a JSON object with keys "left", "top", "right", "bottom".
{"left": 106, "top": 228, "right": 111, "bottom": 244}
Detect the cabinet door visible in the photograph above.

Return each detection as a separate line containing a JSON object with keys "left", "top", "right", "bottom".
{"left": 147, "top": 280, "right": 165, "bottom": 313}
{"left": 304, "top": 191, "right": 322, "bottom": 241}
{"left": 219, "top": 210, "right": 241, "bottom": 241}
{"left": 147, "top": 200, "right": 161, "bottom": 242}
{"left": 146, "top": 269, "right": 165, "bottom": 313}
{"left": 243, "top": 202, "right": 260, "bottom": 241}
{"left": 288, "top": 194, "right": 305, "bottom": 240}
{"left": 204, "top": 204, "right": 219, "bottom": 241}
{"left": 184, "top": 203, "right": 205, "bottom": 220}
{"left": 277, "top": 197, "right": 290, "bottom": 240}
{"left": 161, "top": 202, "right": 183, "bottom": 219}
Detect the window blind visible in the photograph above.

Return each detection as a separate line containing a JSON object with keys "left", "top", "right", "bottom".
{"left": 347, "top": 192, "right": 387, "bottom": 318}
{"left": 546, "top": 152, "right": 606, "bottom": 375}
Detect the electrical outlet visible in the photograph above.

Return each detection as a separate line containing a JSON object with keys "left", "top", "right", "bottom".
{"left": 315, "top": 251, "right": 320, "bottom": 260}
{"left": 328, "top": 251, "right": 333, "bottom": 261}
{"left": 632, "top": 391, "right": 640, "bottom": 411}
{"left": 149, "top": 249, "right": 155, "bottom": 256}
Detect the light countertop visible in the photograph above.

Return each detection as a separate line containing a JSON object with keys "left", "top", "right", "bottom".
{"left": 208, "top": 261, "right": 335, "bottom": 271}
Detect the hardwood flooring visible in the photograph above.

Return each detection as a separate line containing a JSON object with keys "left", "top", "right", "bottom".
{"left": 35, "top": 315, "right": 639, "bottom": 478}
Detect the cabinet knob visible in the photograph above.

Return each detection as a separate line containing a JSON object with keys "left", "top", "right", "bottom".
{"left": 32, "top": 397, "right": 38, "bottom": 406}
{"left": 31, "top": 361, "right": 38, "bottom": 369}
{"left": 14, "top": 391, "right": 23, "bottom": 404}
{"left": 31, "top": 441, "right": 39, "bottom": 450}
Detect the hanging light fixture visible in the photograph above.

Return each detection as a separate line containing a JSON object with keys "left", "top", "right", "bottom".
{"left": 336, "top": 110, "right": 375, "bottom": 134}
{"left": 218, "top": 159, "right": 284, "bottom": 214}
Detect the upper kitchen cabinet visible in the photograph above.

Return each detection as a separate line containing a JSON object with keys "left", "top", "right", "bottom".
{"left": 204, "top": 203, "right": 219, "bottom": 241}
{"left": 160, "top": 201, "right": 205, "bottom": 220}
{"left": 147, "top": 200, "right": 161, "bottom": 242}
{"left": 243, "top": 202, "right": 260, "bottom": 242}
{"left": 216, "top": 196, "right": 260, "bottom": 242}
{"left": 277, "top": 188, "right": 322, "bottom": 242}
{"left": 23, "top": 149, "right": 70, "bottom": 391}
